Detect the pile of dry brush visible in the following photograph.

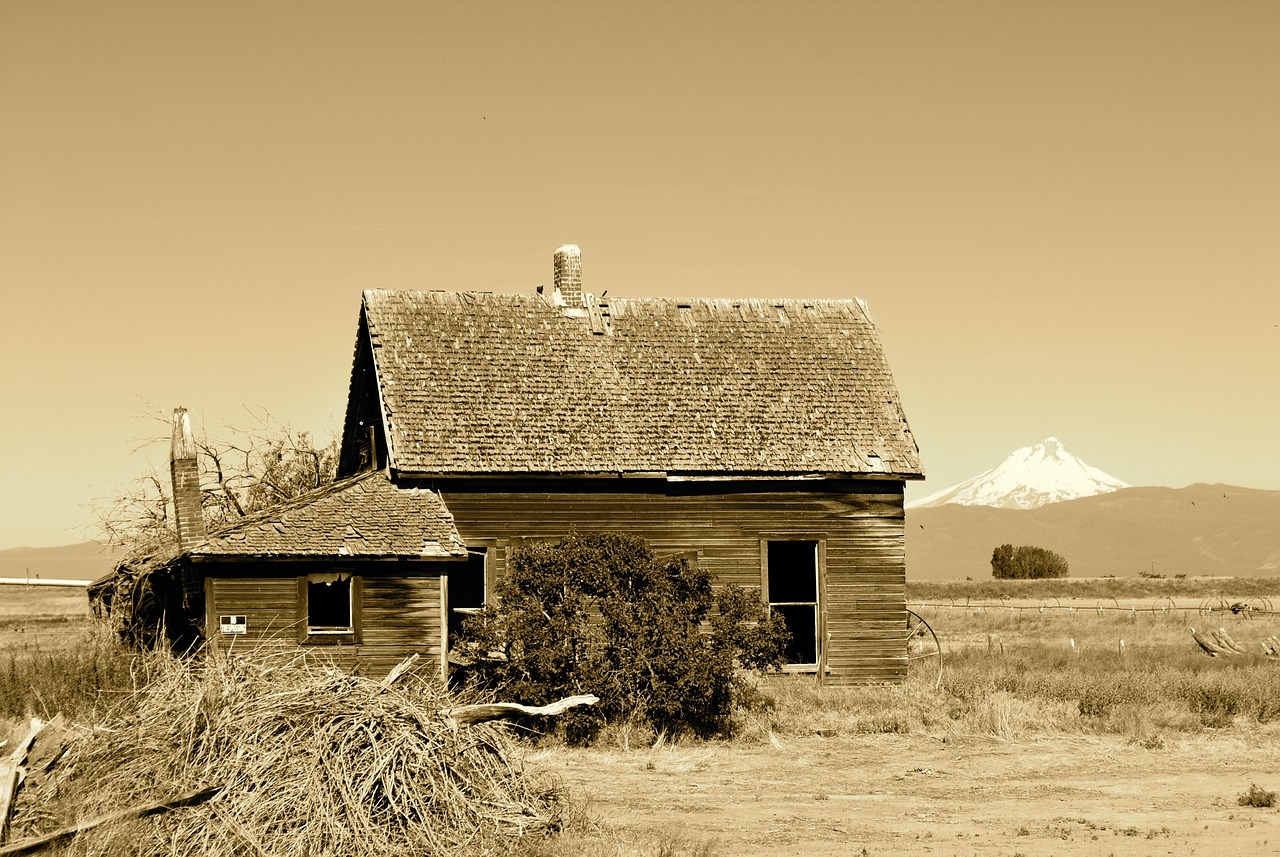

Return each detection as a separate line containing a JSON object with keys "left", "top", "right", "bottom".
{"left": 9, "top": 651, "right": 565, "bottom": 856}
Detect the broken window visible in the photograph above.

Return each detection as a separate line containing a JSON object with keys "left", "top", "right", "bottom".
{"left": 765, "top": 540, "right": 820, "bottom": 666}
{"left": 447, "top": 549, "right": 487, "bottom": 651}
{"left": 305, "top": 572, "right": 355, "bottom": 636}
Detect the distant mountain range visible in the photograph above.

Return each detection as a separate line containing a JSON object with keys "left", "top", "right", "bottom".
{"left": 908, "top": 437, "right": 1128, "bottom": 510}
{"left": 0, "top": 542, "right": 121, "bottom": 583}
{"left": 906, "top": 483, "right": 1280, "bottom": 579}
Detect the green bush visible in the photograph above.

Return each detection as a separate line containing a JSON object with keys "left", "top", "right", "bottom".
{"left": 456, "top": 532, "right": 788, "bottom": 743}
{"left": 991, "top": 544, "right": 1069, "bottom": 579}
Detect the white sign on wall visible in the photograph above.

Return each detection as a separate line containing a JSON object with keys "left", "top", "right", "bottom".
{"left": 219, "top": 615, "right": 247, "bottom": 635}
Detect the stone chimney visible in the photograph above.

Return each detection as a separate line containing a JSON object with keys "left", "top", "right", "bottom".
{"left": 553, "top": 244, "right": 583, "bottom": 307}
{"left": 170, "top": 407, "right": 207, "bottom": 550}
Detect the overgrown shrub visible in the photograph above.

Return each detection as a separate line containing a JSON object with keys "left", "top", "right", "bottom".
{"left": 456, "top": 532, "right": 788, "bottom": 743}
{"left": 991, "top": 544, "right": 1069, "bottom": 579}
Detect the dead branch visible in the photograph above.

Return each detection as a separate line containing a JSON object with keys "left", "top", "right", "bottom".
{"left": 439, "top": 694, "right": 599, "bottom": 729}
{"left": 1213, "top": 628, "right": 1247, "bottom": 654}
{"left": 0, "top": 786, "right": 221, "bottom": 856}
{"left": 377, "top": 654, "right": 419, "bottom": 691}
{"left": 1190, "top": 627, "right": 1233, "bottom": 657}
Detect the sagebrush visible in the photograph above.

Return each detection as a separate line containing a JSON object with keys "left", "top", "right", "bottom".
{"left": 456, "top": 532, "right": 788, "bottom": 743}
{"left": 991, "top": 543, "right": 1069, "bottom": 579}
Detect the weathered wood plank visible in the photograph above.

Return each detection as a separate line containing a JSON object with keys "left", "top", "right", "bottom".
{"left": 442, "top": 484, "right": 908, "bottom": 684}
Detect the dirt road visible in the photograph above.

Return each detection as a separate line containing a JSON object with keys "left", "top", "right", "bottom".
{"left": 535, "top": 730, "right": 1280, "bottom": 856}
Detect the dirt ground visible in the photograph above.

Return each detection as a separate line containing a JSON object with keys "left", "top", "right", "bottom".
{"left": 535, "top": 730, "right": 1280, "bottom": 856}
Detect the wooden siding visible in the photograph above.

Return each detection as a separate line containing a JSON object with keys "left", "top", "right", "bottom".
{"left": 432, "top": 478, "right": 907, "bottom": 684}
{"left": 203, "top": 565, "right": 445, "bottom": 679}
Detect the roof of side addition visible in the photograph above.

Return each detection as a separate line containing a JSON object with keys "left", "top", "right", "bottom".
{"left": 189, "top": 469, "right": 468, "bottom": 559}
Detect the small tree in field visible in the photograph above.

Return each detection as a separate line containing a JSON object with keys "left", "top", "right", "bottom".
{"left": 991, "top": 543, "right": 1069, "bottom": 579}
{"left": 456, "top": 532, "right": 789, "bottom": 743}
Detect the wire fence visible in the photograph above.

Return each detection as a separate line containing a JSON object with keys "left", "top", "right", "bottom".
{"left": 909, "top": 596, "right": 1277, "bottom": 618}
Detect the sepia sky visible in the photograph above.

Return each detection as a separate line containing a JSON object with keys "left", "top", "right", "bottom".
{"left": 2, "top": 1, "right": 1278, "bottom": 549}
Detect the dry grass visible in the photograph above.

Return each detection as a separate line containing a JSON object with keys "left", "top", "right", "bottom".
{"left": 0, "top": 622, "right": 156, "bottom": 741}
{"left": 11, "top": 649, "right": 566, "bottom": 856}
{"left": 908, "top": 575, "right": 1280, "bottom": 602}
{"left": 744, "top": 593, "right": 1280, "bottom": 743}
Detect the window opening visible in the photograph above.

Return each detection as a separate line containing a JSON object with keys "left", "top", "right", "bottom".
{"left": 307, "top": 572, "right": 353, "bottom": 633}
{"left": 766, "top": 540, "right": 819, "bottom": 666}
{"left": 448, "top": 549, "right": 487, "bottom": 651}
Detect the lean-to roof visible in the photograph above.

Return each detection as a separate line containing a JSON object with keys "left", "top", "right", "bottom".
{"left": 189, "top": 469, "right": 467, "bottom": 559}
{"left": 351, "top": 290, "right": 922, "bottom": 478}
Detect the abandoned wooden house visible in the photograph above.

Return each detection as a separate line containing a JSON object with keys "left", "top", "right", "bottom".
{"left": 99, "top": 245, "right": 924, "bottom": 683}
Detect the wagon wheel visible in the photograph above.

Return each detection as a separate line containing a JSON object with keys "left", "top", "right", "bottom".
{"left": 1227, "top": 596, "right": 1272, "bottom": 618}
{"left": 1198, "top": 597, "right": 1225, "bottom": 617}
{"left": 906, "top": 609, "right": 943, "bottom": 689}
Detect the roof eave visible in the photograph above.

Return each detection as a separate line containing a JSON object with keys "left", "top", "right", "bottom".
{"left": 189, "top": 551, "right": 469, "bottom": 563}
{"left": 395, "top": 469, "right": 924, "bottom": 481}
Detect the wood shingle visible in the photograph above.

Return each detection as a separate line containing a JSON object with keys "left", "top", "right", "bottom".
{"left": 349, "top": 290, "right": 923, "bottom": 479}
{"left": 189, "top": 469, "right": 467, "bottom": 559}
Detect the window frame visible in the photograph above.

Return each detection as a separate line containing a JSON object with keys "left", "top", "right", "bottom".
{"left": 760, "top": 535, "right": 827, "bottom": 672}
{"left": 297, "top": 571, "right": 363, "bottom": 645}
{"left": 448, "top": 547, "right": 489, "bottom": 627}
{"left": 442, "top": 541, "right": 495, "bottom": 682}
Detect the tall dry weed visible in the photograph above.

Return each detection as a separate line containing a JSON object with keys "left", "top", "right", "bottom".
{"left": 0, "top": 621, "right": 160, "bottom": 736}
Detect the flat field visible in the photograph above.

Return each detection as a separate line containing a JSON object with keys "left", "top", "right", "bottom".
{"left": 537, "top": 578, "right": 1280, "bottom": 856}
{"left": 540, "top": 730, "right": 1280, "bottom": 856}
{"left": 0, "top": 582, "right": 93, "bottom": 652}
{"left": 3, "top": 579, "right": 1279, "bottom": 856}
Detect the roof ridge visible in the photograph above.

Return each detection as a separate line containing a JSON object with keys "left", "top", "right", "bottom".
{"left": 363, "top": 288, "right": 865, "bottom": 306}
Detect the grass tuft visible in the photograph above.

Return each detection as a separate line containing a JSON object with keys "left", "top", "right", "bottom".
{"left": 1237, "top": 783, "right": 1277, "bottom": 808}
{"left": 0, "top": 621, "right": 160, "bottom": 740}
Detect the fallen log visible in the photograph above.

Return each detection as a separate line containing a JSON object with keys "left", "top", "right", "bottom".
{"left": 1212, "top": 628, "right": 1248, "bottom": 655}
{"left": 1190, "top": 627, "right": 1232, "bottom": 657}
{"left": 0, "top": 719, "right": 45, "bottom": 844}
{"left": 439, "top": 694, "right": 599, "bottom": 728}
{"left": 0, "top": 785, "right": 221, "bottom": 857}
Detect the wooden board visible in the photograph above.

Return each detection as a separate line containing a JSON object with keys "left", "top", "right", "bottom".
{"left": 204, "top": 569, "right": 443, "bottom": 678}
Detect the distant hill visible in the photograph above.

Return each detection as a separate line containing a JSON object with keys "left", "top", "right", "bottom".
{"left": 0, "top": 542, "right": 121, "bottom": 583}
{"left": 906, "top": 483, "right": 1280, "bottom": 580}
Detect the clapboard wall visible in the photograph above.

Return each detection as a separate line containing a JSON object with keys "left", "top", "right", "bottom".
{"left": 200, "top": 560, "right": 446, "bottom": 679}
{"left": 426, "top": 477, "right": 907, "bottom": 685}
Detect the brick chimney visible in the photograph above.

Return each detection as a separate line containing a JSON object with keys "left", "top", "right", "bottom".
{"left": 170, "top": 407, "right": 206, "bottom": 550}
{"left": 553, "top": 244, "right": 583, "bottom": 307}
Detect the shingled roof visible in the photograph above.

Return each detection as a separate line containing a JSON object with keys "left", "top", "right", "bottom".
{"left": 348, "top": 290, "right": 922, "bottom": 478}
{"left": 189, "top": 469, "right": 467, "bottom": 559}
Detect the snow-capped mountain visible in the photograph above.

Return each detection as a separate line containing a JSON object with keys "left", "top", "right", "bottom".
{"left": 907, "top": 437, "right": 1129, "bottom": 510}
